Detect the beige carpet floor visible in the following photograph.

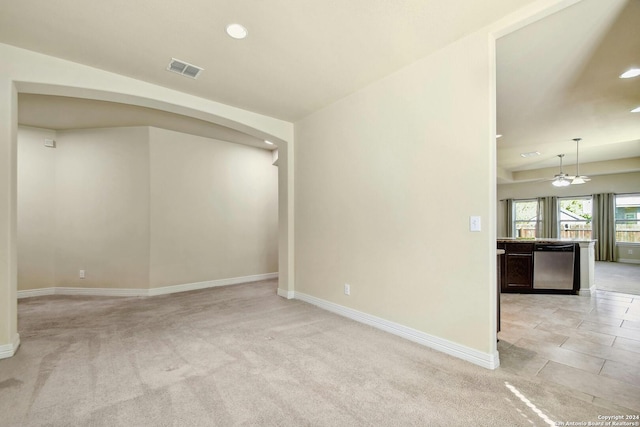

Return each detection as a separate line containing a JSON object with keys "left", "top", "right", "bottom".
{"left": 1, "top": 280, "right": 636, "bottom": 426}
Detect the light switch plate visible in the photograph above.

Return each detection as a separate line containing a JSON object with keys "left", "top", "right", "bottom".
{"left": 470, "top": 216, "right": 481, "bottom": 232}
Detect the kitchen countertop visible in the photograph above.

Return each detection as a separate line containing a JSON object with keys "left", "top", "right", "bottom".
{"left": 497, "top": 238, "right": 596, "bottom": 244}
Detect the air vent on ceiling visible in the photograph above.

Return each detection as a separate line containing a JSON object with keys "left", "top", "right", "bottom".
{"left": 167, "top": 58, "right": 204, "bottom": 79}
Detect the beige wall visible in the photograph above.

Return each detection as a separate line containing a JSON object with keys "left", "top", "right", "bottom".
{"left": 0, "top": 75, "right": 18, "bottom": 347}
{"left": 54, "top": 127, "right": 151, "bottom": 289}
{"left": 497, "top": 171, "right": 640, "bottom": 262}
{"left": 148, "top": 127, "right": 278, "bottom": 288}
{"left": 294, "top": 30, "right": 497, "bottom": 355}
{"left": 17, "top": 127, "right": 57, "bottom": 290}
{"left": 618, "top": 244, "right": 640, "bottom": 264}
{"left": 17, "top": 126, "right": 277, "bottom": 292}
{"left": 17, "top": 126, "right": 151, "bottom": 290}
{"left": 498, "top": 171, "right": 640, "bottom": 203}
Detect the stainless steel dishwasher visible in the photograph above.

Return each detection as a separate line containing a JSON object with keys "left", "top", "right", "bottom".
{"left": 533, "top": 244, "right": 575, "bottom": 290}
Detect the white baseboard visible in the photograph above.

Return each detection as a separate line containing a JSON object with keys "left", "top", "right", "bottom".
{"left": 616, "top": 258, "right": 640, "bottom": 265}
{"left": 58, "top": 287, "right": 148, "bottom": 297}
{"left": 294, "top": 291, "right": 500, "bottom": 370}
{"left": 578, "top": 286, "right": 596, "bottom": 297}
{"left": 17, "top": 273, "right": 278, "bottom": 299}
{"left": 18, "top": 286, "right": 148, "bottom": 298}
{"left": 0, "top": 334, "right": 20, "bottom": 360}
{"left": 277, "top": 288, "right": 294, "bottom": 299}
{"left": 17, "top": 288, "right": 56, "bottom": 299}
{"left": 148, "top": 272, "right": 278, "bottom": 296}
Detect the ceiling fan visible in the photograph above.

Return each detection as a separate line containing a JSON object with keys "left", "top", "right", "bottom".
{"left": 551, "top": 154, "right": 572, "bottom": 187}
{"left": 570, "top": 137, "right": 590, "bottom": 184}
{"left": 550, "top": 138, "right": 591, "bottom": 187}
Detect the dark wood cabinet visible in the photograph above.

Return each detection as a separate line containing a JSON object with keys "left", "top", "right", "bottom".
{"left": 497, "top": 241, "right": 580, "bottom": 294}
{"left": 502, "top": 242, "right": 534, "bottom": 292}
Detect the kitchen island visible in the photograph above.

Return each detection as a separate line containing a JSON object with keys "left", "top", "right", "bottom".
{"left": 497, "top": 238, "right": 596, "bottom": 296}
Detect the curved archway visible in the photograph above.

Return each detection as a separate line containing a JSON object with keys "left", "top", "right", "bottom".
{"left": 16, "top": 82, "right": 290, "bottom": 147}
{"left": 0, "top": 47, "right": 294, "bottom": 358}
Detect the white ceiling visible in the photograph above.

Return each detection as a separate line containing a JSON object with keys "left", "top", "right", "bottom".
{"left": 0, "top": 0, "right": 533, "bottom": 121}
{"left": 2, "top": 0, "right": 639, "bottom": 181}
{"left": 496, "top": 0, "right": 640, "bottom": 182}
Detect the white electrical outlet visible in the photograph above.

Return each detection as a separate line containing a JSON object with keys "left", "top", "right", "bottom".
{"left": 344, "top": 283, "right": 351, "bottom": 295}
{"left": 629, "top": 249, "right": 633, "bottom": 255}
{"left": 79, "top": 270, "right": 85, "bottom": 279}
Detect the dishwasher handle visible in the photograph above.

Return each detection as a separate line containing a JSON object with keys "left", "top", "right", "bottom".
{"left": 535, "top": 244, "right": 574, "bottom": 252}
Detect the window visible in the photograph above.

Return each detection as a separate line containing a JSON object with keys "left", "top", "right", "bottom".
{"left": 513, "top": 199, "right": 540, "bottom": 238}
{"left": 615, "top": 194, "right": 640, "bottom": 243}
{"left": 559, "top": 197, "right": 592, "bottom": 240}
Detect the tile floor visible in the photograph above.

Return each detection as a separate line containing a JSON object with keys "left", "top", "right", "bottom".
{"left": 498, "top": 289, "right": 640, "bottom": 412}
{"left": 594, "top": 261, "right": 640, "bottom": 295}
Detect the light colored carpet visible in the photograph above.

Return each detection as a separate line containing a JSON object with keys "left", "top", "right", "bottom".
{"left": 0, "top": 280, "right": 635, "bottom": 426}
{"left": 595, "top": 261, "right": 640, "bottom": 295}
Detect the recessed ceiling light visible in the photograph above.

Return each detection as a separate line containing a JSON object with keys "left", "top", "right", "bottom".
{"left": 620, "top": 68, "right": 640, "bottom": 79}
{"left": 226, "top": 24, "right": 248, "bottom": 40}
{"left": 631, "top": 106, "right": 640, "bottom": 113}
{"left": 520, "top": 151, "right": 540, "bottom": 158}
{"left": 264, "top": 140, "right": 274, "bottom": 145}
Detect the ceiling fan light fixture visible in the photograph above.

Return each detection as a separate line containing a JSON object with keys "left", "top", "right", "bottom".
{"left": 571, "top": 176, "right": 586, "bottom": 185}
{"left": 551, "top": 154, "right": 571, "bottom": 187}
{"left": 570, "top": 137, "right": 590, "bottom": 185}
{"left": 620, "top": 68, "right": 640, "bottom": 79}
{"left": 552, "top": 176, "right": 570, "bottom": 187}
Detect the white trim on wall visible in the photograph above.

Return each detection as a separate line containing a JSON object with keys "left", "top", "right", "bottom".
{"left": 148, "top": 273, "right": 278, "bottom": 296}
{"left": 277, "top": 288, "right": 294, "bottom": 299}
{"left": 617, "top": 259, "right": 640, "bottom": 265}
{"left": 16, "top": 288, "right": 57, "bottom": 299}
{"left": 18, "top": 287, "right": 148, "bottom": 298}
{"left": 578, "top": 286, "right": 596, "bottom": 296}
{"left": 0, "top": 334, "right": 20, "bottom": 360}
{"left": 17, "top": 273, "right": 278, "bottom": 299}
{"left": 294, "top": 291, "right": 500, "bottom": 370}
